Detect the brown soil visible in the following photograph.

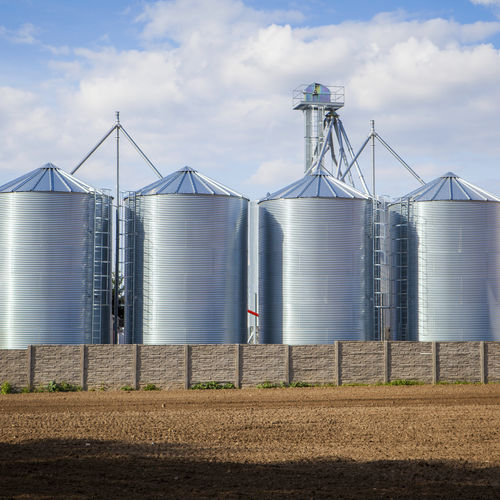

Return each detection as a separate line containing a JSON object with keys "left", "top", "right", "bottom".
{"left": 0, "top": 385, "right": 499, "bottom": 499}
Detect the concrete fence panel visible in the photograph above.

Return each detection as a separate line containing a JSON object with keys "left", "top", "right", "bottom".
{"left": 340, "top": 341, "right": 385, "bottom": 385}
{"left": 240, "top": 345, "right": 286, "bottom": 387}
{"left": 138, "top": 345, "right": 185, "bottom": 389}
{"left": 486, "top": 342, "right": 500, "bottom": 383}
{"left": 190, "top": 345, "right": 236, "bottom": 386}
{"left": 0, "top": 349, "right": 25, "bottom": 389}
{"left": 289, "top": 345, "right": 335, "bottom": 384}
{"left": 32, "top": 345, "right": 81, "bottom": 388}
{"left": 389, "top": 342, "right": 433, "bottom": 383}
{"left": 438, "top": 342, "right": 481, "bottom": 383}
{"left": 0, "top": 342, "right": 498, "bottom": 391}
{"left": 86, "top": 345, "right": 134, "bottom": 390}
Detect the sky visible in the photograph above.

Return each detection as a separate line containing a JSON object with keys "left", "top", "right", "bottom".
{"left": 1, "top": 0, "right": 500, "bottom": 200}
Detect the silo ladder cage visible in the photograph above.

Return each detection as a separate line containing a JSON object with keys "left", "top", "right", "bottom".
{"left": 91, "top": 190, "right": 112, "bottom": 344}
{"left": 373, "top": 197, "right": 389, "bottom": 340}
{"left": 122, "top": 191, "right": 138, "bottom": 344}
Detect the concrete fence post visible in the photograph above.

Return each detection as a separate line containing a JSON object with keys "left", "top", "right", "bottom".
{"left": 432, "top": 342, "right": 439, "bottom": 384}
{"left": 184, "top": 345, "right": 190, "bottom": 390}
{"left": 335, "top": 341, "right": 341, "bottom": 386}
{"left": 384, "top": 341, "right": 390, "bottom": 384}
{"left": 26, "top": 345, "right": 34, "bottom": 391}
{"left": 480, "top": 341, "right": 487, "bottom": 384}
{"left": 235, "top": 344, "right": 241, "bottom": 388}
{"left": 132, "top": 344, "right": 139, "bottom": 390}
{"left": 284, "top": 344, "right": 290, "bottom": 385}
{"left": 80, "top": 345, "right": 87, "bottom": 390}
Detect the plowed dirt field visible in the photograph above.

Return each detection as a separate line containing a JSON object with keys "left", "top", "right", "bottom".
{"left": 0, "top": 385, "right": 499, "bottom": 498}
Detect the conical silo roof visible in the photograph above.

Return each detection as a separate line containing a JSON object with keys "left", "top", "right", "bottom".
{"left": 0, "top": 163, "right": 98, "bottom": 193}
{"left": 260, "top": 167, "right": 369, "bottom": 202}
{"left": 135, "top": 166, "right": 246, "bottom": 197}
{"left": 400, "top": 172, "right": 500, "bottom": 202}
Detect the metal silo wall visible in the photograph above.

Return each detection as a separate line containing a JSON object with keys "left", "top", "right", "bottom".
{"left": 126, "top": 195, "right": 248, "bottom": 344}
{"left": 0, "top": 192, "right": 104, "bottom": 348}
{"left": 92, "top": 193, "right": 112, "bottom": 345}
{"left": 258, "top": 198, "right": 373, "bottom": 344}
{"left": 409, "top": 201, "right": 500, "bottom": 341}
{"left": 388, "top": 202, "right": 417, "bottom": 341}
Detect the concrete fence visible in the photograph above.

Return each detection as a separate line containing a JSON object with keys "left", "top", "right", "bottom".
{"left": 0, "top": 342, "right": 499, "bottom": 391}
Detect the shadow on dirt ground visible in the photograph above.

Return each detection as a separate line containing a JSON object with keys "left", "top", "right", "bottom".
{"left": 0, "top": 439, "right": 499, "bottom": 499}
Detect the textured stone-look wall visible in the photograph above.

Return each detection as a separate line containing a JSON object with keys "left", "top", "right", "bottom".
{"left": 290, "top": 345, "right": 335, "bottom": 384}
{"left": 487, "top": 342, "right": 500, "bottom": 383}
{"left": 438, "top": 342, "right": 481, "bottom": 383}
{"left": 0, "top": 342, "right": 498, "bottom": 391}
{"left": 389, "top": 342, "right": 433, "bottom": 383}
{"left": 240, "top": 345, "right": 287, "bottom": 387}
{"left": 138, "top": 345, "right": 185, "bottom": 389}
{"left": 190, "top": 344, "right": 237, "bottom": 386}
{"left": 32, "top": 345, "right": 81, "bottom": 387}
{"left": 340, "top": 342, "right": 385, "bottom": 384}
{"left": 86, "top": 345, "right": 134, "bottom": 390}
{"left": 0, "top": 349, "right": 25, "bottom": 389}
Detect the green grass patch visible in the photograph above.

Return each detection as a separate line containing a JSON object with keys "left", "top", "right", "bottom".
{"left": 32, "top": 381, "right": 81, "bottom": 393}
{"left": 386, "top": 379, "right": 426, "bottom": 386}
{"left": 289, "top": 381, "right": 314, "bottom": 388}
{"left": 0, "top": 382, "right": 14, "bottom": 394}
{"left": 256, "top": 381, "right": 287, "bottom": 389}
{"left": 190, "top": 381, "right": 236, "bottom": 390}
{"left": 143, "top": 383, "right": 160, "bottom": 391}
{"left": 436, "top": 380, "right": 480, "bottom": 385}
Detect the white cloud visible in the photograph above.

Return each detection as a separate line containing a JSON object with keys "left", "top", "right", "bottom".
{"left": 2, "top": 1, "right": 500, "bottom": 199}
{"left": 248, "top": 158, "right": 303, "bottom": 190}
{"left": 470, "top": 0, "right": 500, "bottom": 20}
{"left": 471, "top": 0, "right": 500, "bottom": 5}
{"left": 136, "top": 0, "right": 304, "bottom": 43}
{"left": 0, "top": 23, "right": 40, "bottom": 44}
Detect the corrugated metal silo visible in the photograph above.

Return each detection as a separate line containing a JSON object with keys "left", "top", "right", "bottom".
{"left": 0, "top": 163, "right": 112, "bottom": 349}
{"left": 125, "top": 166, "right": 248, "bottom": 344}
{"left": 258, "top": 168, "right": 373, "bottom": 344}
{"left": 390, "top": 172, "right": 500, "bottom": 341}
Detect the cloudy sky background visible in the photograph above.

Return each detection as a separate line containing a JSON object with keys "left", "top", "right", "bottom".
{"left": 1, "top": 0, "right": 500, "bottom": 200}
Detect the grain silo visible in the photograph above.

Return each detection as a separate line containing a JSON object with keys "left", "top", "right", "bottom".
{"left": 390, "top": 172, "right": 500, "bottom": 341}
{"left": 124, "top": 166, "right": 248, "bottom": 344}
{"left": 0, "top": 163, "right": 112, "bottom": 349}
{"left": 258, "top": 167, "right": 373, "bottom": 344}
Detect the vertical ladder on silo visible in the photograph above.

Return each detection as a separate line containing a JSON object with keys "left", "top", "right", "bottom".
{"left": 123, "top": 192, "right": 137, "bottom": 344}
{"left": 91, "top": 192, "right": 112, "bottom": 344}
{"left": 373, "top": 197, "right": 387, "bottom": 340}
{"left": 395, "top": 200, "right": 410, "bottom": 340}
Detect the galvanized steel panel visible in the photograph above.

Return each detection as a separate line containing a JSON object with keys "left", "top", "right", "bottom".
{"left": 260, "top": 169, "right": 368, "bottom": 201}
{"left": 125, "top": 194, "right": 248, "bottom": 344}
{"left": 258, "top": 198, "right": 373, "bottom": 344}
{"left": 0, "top": 163, "right": 99, "bottom": 193}
{"left": 136, "top": 166, "right": 243, "bottom": 197}
{"left": 400, "top": 172, "right": 500, "bottom": 202}
{"left": 0, "top": 192, "right": 111, "bottom": 348}
{"left": 391, "top": 200, "right": 500, "bottom": 341}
